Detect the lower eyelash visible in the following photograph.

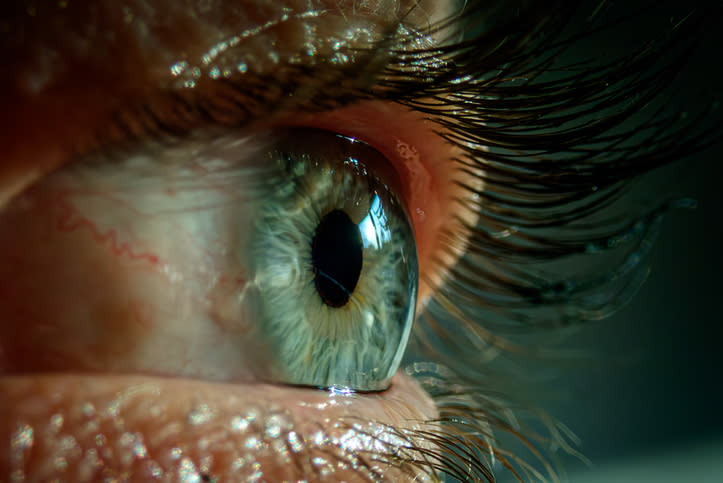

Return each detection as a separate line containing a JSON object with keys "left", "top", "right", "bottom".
{"left": 73, "top": 2, "right": 720, "bottom": 480}
{"left": 374, "top": 1, "right": 721, "bottom": 481}
{"left": 391, "top": 6, "right": 716, "bottom": 315}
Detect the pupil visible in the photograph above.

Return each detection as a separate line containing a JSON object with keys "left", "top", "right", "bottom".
{"left": 311, "top": 209, "right": 363, "bottom": 308}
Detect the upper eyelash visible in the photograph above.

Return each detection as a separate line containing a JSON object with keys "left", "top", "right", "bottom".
{"left": 384, "top": 2, "right": 720, "bottom": 481}
{"left": 379, "top": 1, "right": 721, "bottom": 326}
{"left": 89, "top": 2, "right": 721, "bottom": 480}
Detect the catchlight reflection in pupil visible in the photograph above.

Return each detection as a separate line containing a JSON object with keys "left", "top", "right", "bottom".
{"left": 312, "top": 209, "right": 364, "bottom": 308}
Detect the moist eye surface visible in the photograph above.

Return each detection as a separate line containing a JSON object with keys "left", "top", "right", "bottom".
{"left": 0, "top": 127, "right": 418, "bottom": 393}
{"left": 251, "top": 128, "right": 418, "bottom": 391}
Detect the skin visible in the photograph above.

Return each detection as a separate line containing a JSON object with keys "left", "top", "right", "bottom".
{"left": 0, "top": 0, "right": 475, "bottom": 480}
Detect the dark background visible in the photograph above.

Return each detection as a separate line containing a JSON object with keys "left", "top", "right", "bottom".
{"left": 555, "top": 144, "right": 723, "bottom": 480}
{"left": 561, "top": 0, "right": 723, "bottom": 462}
{"left": 493, "top": 1, "right": 723, "bottom": 481}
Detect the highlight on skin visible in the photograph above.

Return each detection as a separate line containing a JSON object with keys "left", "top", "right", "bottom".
{"left": 1, "top": 0, "right": 721, "bottom": 481}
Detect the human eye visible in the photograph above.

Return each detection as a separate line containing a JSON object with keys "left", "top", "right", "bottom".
{"left": 1, "top": 1, "right": 720, "bottom": 482}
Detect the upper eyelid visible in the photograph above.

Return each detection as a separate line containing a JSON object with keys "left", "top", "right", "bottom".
{"left": 106, "top": 66, "right": 382, "bottom": 148}
{"left": 0, "top": 3, "right": 441, "bottom": 210}
{"left": 5, "top": 9, "right": 446, "bottom": 158}
{"left": 2, "top": 5, "right": 473, "bottom": 310}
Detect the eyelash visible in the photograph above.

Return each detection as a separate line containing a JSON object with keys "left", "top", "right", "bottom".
{"left": 90, "top": 2, "right": 721, "bottom": 481}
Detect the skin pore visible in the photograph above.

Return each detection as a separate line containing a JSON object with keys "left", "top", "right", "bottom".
{"left": 2, "top": 0, "right": 719, "bottom": 481}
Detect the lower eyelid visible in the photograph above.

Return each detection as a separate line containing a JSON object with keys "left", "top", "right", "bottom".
{"left": 0, "top": 372, "right": 438, "bottom": 480}
{"left": 280, "top": 100, "right": 481, "bottom": 305}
